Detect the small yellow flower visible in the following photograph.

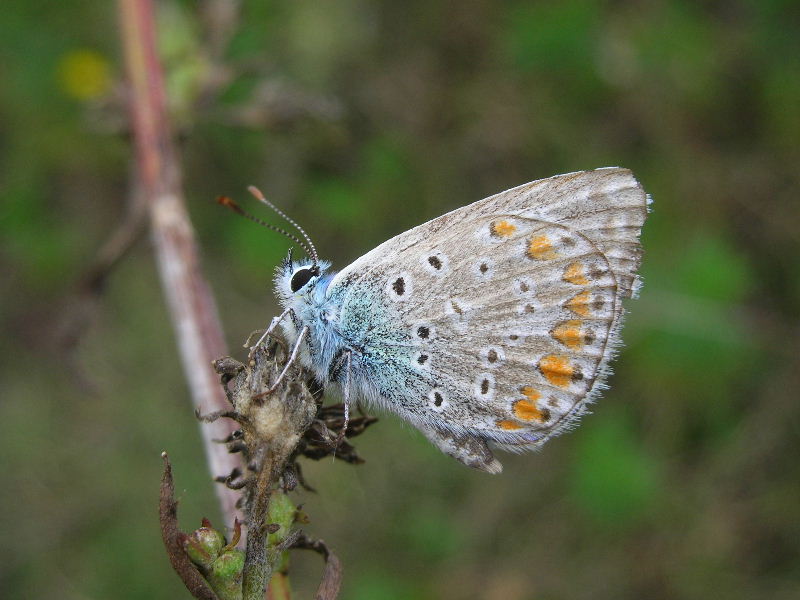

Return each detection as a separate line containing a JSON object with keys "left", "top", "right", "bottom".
{"left": 57, "top": 49, "right": 112, "bottom": 100}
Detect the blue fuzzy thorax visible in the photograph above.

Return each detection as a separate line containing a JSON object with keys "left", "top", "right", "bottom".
{"left": 275, "top": 259, "right": 340, "bottom": 382}
{"left": 274, "top": 257, "right": 422, "bottom": 414}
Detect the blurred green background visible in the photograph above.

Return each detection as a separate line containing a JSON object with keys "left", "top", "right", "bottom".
{"left": 2, "top": 1, "right": 799, "bottom": 598}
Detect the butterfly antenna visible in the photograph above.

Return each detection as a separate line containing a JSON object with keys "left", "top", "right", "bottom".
{"left": 247, "top": 186, "right": 320, "bottom": 270}
{"left": 216, "top": 195, "right": 315, "bottom": 262}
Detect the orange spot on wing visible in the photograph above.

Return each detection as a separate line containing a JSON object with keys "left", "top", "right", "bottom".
{"left": 562, "top": 262, "right": 589, "bottom": 285}
{"left": 521, "top": 386, "right": 541, "bottom": 402}
{"left": 565, "top": 290, "right": 591, "bottom": 317}
{"left": 551, "top": 319, "right": 584, "bottom": 349}
{"left": 497, "top": 419, "right": 522, "bottom": 430}
{"left": 527, "top": 235, "right": 557, "bottom": 260}
{"left": 539, "top": 355, "right": 574, "bottom": 387}
{"left": 490, "top": 220, "right": 516, "bottom": 238}
{"left": 513, "top": 387, "right": 548, "bottom": 422}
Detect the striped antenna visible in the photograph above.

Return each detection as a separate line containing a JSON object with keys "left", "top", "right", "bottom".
{"left": 216, "top": 194, "right": 316, "bottom": 266}
{"left": 246, "top": 186, "right": 319, "bottom": 268}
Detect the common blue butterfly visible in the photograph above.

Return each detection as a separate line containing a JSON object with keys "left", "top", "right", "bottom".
{"left": 234, "top": 168, "right": 649, "bottom": 473}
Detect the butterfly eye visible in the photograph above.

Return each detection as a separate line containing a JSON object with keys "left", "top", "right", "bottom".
{"left": 290, "top": 268, "right": 315, "bottom": 292}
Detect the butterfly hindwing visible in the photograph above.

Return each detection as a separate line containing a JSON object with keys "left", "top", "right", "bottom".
{"left": 325, "top": 168, "right": 647, "bottom": 457}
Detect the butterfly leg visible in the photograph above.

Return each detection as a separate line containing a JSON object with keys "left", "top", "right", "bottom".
{"left": 246, "top": 306, "right": 294, "bottom": 359}
{"left": 417, "top": 425, "right": 503, "bottom": 474}
{"left": 334, "top": 350, "right": 352, "bottom": 448}
{"left": 253, "top": 325, "right": 308, "bottom": 399}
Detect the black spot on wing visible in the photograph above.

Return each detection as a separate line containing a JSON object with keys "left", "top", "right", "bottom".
{"left": 392, "top": 277, "right": 405, "bottom": 295}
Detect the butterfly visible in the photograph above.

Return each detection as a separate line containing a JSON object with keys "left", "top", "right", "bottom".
{"left": 223, "top": 167, "right": 649, "bottom": 473}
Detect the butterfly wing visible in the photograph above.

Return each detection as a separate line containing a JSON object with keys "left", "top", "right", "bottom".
{"left": 327, "top": 168, "right": 649, "bottom": 468}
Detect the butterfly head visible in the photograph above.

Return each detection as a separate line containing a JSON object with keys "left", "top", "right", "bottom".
{"left": 274, "top": 248, "right": 331, "bottom": 303}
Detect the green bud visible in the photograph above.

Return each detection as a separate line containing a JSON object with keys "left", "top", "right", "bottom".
{"left": 184, "top": 524, "right": 226, "bottom": 570}
{"left": 212, "top": 549, "right": 245, "bottom": 580}
{"left": 195, "top": 526, "right": 226, "bottom": 555}
{"left": 267, "top": 492, "right": 296, "bottom": 546}
{"left": 207, "top": 549, "right": 245, "bottom": 600}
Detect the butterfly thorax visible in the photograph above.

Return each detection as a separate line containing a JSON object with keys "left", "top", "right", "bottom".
{"left": 277, "top": 269, "right": 347, "bottom": 383}
{"left": 276, "top": 258, "right": 425, "bottom": 413}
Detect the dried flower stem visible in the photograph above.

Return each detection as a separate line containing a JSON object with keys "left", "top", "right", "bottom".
{"left": 118, "top": 0, "right": 243, "bottom": 523}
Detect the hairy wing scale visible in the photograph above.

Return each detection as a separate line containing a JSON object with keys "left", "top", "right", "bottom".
{"left": 328, "top": 168, "right": 646, "bottom": 448}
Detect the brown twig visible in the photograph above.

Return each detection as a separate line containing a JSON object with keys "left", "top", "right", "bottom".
{"left": 160, "top": 453, "right": 221, "bottom": 600}
{"left": 241, "top": 449, "right": 277, "bottom": 600}
{"left": 118, "top": 0, "right": 243, "bottom": 523}
{"left": 291, "top": 534, "right": 343, "bottom": 600}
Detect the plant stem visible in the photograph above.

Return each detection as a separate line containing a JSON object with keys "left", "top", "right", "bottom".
{"left": 117, "top": 0, "right": 243, "bottom": 524}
